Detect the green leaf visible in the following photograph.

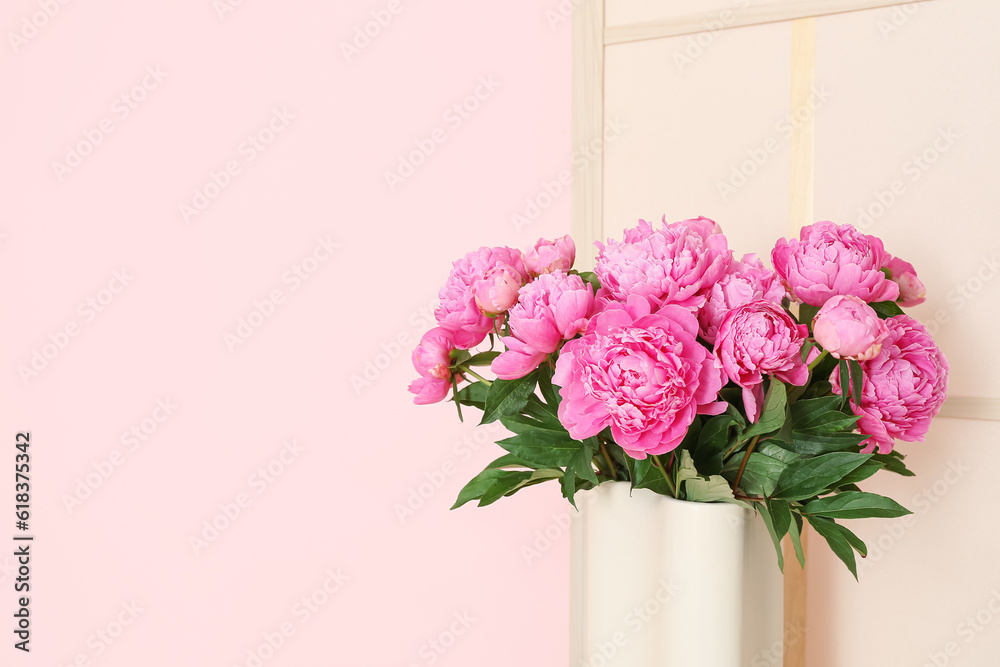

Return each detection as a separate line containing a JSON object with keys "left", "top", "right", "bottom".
{"left": 722, "top": 444, "right": 798, "bottom": 498}
{"left": 496, "top": 430, "right": 583, "bottom": 468}
{"left": 559, "top": 471, "right": 579, "bottom": 507}
{"left": 834, "top": 460, "right": 883, "bottom": 488}
{"left": 871, "top": 452, "right": 916, "bottom": 477}
{"left": 775, "top": 431, "right": 868, "bottom": 456}
{"left": 569, "top": 441, "right": 599, "bottom": 486}
{"left": 454, "top": 382, "right": 489, "bottom": 410}
{"left": 870, "top": 300, "right": 905, "bottom": 318}
{"left": 465, "top": 351, "right": 500, "bottom": 367}
{"left": 452, "top": 469, "right": 515, "bottom": 509}
{"left": 848, "top": 360, "right": 864, "bottom": 408}
{"left": 482, "top": 468, "right": 563, "bottom": 506}
{"left": 517, "top": 398, "right": 563, "bottom": 428}
{"left": 501, "top": 410, "right": 565, "bottom": 433}
{"left": 838, "top": 360, "right": 851, "bottom": 408}
{"left": 802, "top": 491, "right": 912, "bottom": 519}
{"left": 754, "top": 501, "right": 784, "bottom": 572}
{"left": 483, "top": 453, "right": 538, "bottom": 470}
{"left": 675, "top": 450, "right": 700, "bottom": 489}
{"left": 765, "top": 497, "right": 791, "bottom": 540}
{"left": 788, "top": 513, "right": 805, "bottom": 569}
{"left": 481, "top": 374, "right": 537, "bottom": 424}
{"left": 692, "top": 408, "right": 745, "bottom": 475}
{"left": 477, "top": 471, "right": 537, "bottom": 506}
{"left": 575, "top": 270, "right": 603, "bottom": 294}
{"left": 536, "top": 363, "right": 561, "bottom": 409}
{"left": 772, "top": 452, "right": 872, "bottom": 501}
{"left": 806, "top": 516, "right": 859, "bottom": 579}
{"left": 798, "top": 303, "right": 820, "bottom": 327}
{"left": 626, "top": 454, "right": 673, "bottom": 496}
{"left": 684, "top": 475, "right": 750, "bottom": 508}
{"left": 741, "top": 380, "right": 788, "bottom": 441}
{"left": 837, "top": 522, "right": 869, "bottom": 558}
{"left": 792, "top": 411, "right": 860, "bottom": 435}
{"left": 626, "top": 456, "right": 651, "bottom": 488}
{"left": 790, "top": 396, "right": 847, "bottom": 430}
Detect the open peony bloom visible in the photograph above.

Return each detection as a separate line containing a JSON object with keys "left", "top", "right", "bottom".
{"left": 714, "top": 300, "right": 810, "bottom": 421}
{"left": 595, "top": 216, "right": 732, "bottom": 312}
{"left": 524, "top": 235, "right": 576, "bottom": 276}
{"left": 698, "top": 253, "right": 787, "bottom": 344}
{"left": 833, "top": 315, "right": 949, "bottom": 454}
{"left": 813, "top": 295, "right": 889, "bottom": 361}
{"left": 492, "top": 271, "right": 595, "bottom": 380}
{"left": 435, "top": 246, "right": 529, "bottom": 348}
{"left": 883, "top": 255, "right": 927, "bottom": 307}
{"left": 772, "top": 222, "right": 899, "bottom": 306}
{"left": 408, "top": 328, "right": 459, "bottom": 404}
{"left": 552, "top": 295, "right": 726, "bottom": 459}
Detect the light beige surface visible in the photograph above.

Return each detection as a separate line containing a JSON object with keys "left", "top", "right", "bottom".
{"left": 813, "top": 0, "right": 1000, "bottom": 400}
{"left": 806, "top": 2, "right": 1000, "bottom": 665}
{"left": 578, "top": 1, "right": 1000, "bottom": 665}
{"left": 602, "top": 20, "right": 791, "bottom": 253}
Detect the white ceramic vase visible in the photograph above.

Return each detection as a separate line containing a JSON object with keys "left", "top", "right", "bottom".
{"left": 569, "top": 481, "right": 784, "bottom": 667}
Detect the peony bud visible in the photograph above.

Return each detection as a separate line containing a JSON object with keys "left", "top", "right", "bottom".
{"left": 883, "top": 255, "right": 927, "bottom": 307}
{"left": 473, "top": 263, "right": 523, "bottom": 315}
{"left": 812, "top": 295, "right": 889, "bottom": 361}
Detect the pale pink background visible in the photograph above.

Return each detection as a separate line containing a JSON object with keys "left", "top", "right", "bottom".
{"left": 0, "top": 1, "right": 574, "bottom": 665}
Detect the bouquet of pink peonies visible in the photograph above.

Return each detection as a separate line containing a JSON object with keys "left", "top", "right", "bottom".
{"left": 410, "top": 218, "right": 948, "bottom": 576}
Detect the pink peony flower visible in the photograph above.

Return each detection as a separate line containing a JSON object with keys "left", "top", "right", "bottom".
{"left": 473, "top": 262, "right": 524, "bottom": 315}
{"left": 832, "top": 315, "right": 949, "bottom": 453}
{"left": 698, "top": 253, "right": 787, "bottom": 344}
{"left": 435, "top": 246, "right": 528, "bottom": 348}
{"left": 409, "top": 328, "right": 458, "bottom": 404}
{"left": 595, "top": 216, "right": 732, "bottom": 312}
{"left": 883, "top": 255, "right": 927, "bottom": 307}
{"left": 524, "top": 235, "right": 576, "bottom": 276}
{"left": 714, "top": 300, "right": 810, "bottom": 421}
{"left": 552, "top": 295, "right": 726, "bottom": 459}
{"left": 812, "top": 295, "right": 889, "bottom": 361}
{"left": 771, "top": 222, "right": 899, "bottom": 306}
{"left": 492, "top": 271, "right": 595, "bottom": 380}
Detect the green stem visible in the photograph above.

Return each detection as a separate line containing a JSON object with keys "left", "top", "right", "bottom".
{"left": 652, "top": 455, "right": 677, "bottom": 497}
{"left": 808, "top": 349, "right": 829, "bottom": 371}
{"left": 462, "top": 368, "right": 492, "bottom": 386}
{"left": 732, "top": 434, "right": 761, "bottom": 492}
{"left": 599, "top": 440, "right": 617, "bottom": 481}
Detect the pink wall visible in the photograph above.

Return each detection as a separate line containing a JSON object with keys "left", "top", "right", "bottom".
{"left": 0, "top": 1, "right": 573, "bottom": 665}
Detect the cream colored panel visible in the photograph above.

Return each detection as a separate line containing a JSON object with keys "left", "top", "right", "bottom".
{"left": 606, "top": 0, "right": 744, "bottom": 28}
{"left": 602, "top": 21, "right": 792, "bottom": 258}
{"left": 806, "top": 418, "right": 1000, "bottom": 667}
{"left": 813, "top": 0, "right": 1000, "bottom": 398}
{"left": 604, "top": 0, "right": 936, "bottom": 34}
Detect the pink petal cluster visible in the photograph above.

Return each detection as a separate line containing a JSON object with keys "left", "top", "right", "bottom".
{"left": 698, "top": 253, "right": 787, "bottom": 344}
{"left": 408, "top": 328, "right": 458, "bottom": 404}
{"left": 772, "top": 222, "right": 899, "bottom": 306}
{"left": 833, "top": 315, "right": 949, "bottom": 453}
{"left": 812, "top": 295, "right": 889, "bottom": 361}
{"left": 883, "top": 255, "right": 927, "bottom": 307}
{"left": 714, "top": 300, "right": 810, "bottom": 420}
{"left": 435, "top": 246, "right": 528, "bottom": 348}
{"left": 552, "top": 296, "right": 726, "bottom": 459}
{"left": 473, "top": 263, "right": 524, "bottom": 315}
{"left": 525, "top": 235, "right": 576, "bottom": 276}
{"left": 492, "top": 272, "right": 596, "bottom": 380}
{"left": 595, "top": 216, "right": 732, "bottom": 312}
